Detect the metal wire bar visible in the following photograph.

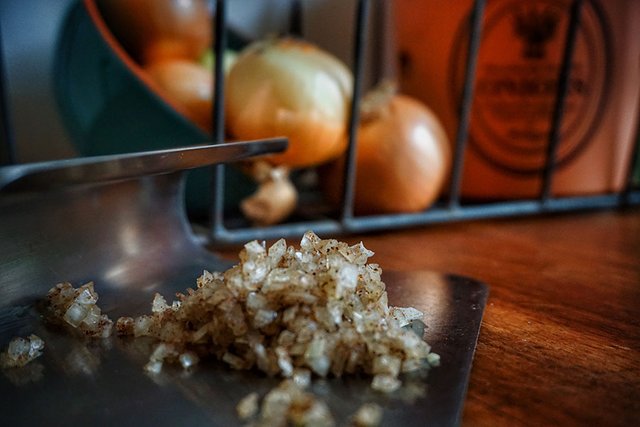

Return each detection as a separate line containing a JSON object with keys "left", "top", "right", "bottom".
{"left": 212, "top": 0, "right": 227, "bottom": 144}
{"left": 211, "top": 0, "right": 228, "bottom": 234}
{"left": 211, "top": 191, "right": 640, "bottom": 244}
{"left": 289, "top": 0, "right": 303, "bottom": 37}
{"left": 340, "top": 0, "right": 370, "bottom": 221}
{"left": 540, "top": 0, "right": 584, "bottom": 202}
{"left": 347, "top": 194, "right": 630, "bottom": 232}
{"left": 0, "top": 21, "right": 16, "bottom": 165}
{"left": 447, "top": 0, "right": 486, "bottom": 209}
{"left": 210, "top": 219, "right": 344, "bottom": 245}
{"left": 370, "top": 0, "right": 384, "bottom": 85}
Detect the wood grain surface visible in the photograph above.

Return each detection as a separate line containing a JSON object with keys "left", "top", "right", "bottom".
{"left": 218, "top": 208, "right": 640, "bottom": 426}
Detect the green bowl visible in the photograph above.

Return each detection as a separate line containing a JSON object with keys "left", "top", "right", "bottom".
{"left": 53, "top": 0, "right": 253, "bottom": 217}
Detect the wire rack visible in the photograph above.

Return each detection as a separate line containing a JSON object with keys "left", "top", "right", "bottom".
{"left": 206, "top": 0, "right": 640, "bottom": 243}
{"left": 1, "top": 0, "right": 639, "bottom": 244}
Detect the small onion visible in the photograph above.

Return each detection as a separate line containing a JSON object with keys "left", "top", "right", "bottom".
{"left": 322, "top": 87, "right": 450, "bottom": 214}
{"left": 225, "top": 38, "right": 353, "bottom": 169}
{"left": 240, "top": 161, "right": 298, "bottom": 226}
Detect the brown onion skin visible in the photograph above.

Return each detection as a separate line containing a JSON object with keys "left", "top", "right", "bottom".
{"left": 98, "top": 0, "right": 211, "bottom": 64}
{"left": 144, "top": 60, "right": 212, "bottom": 131}
{"left": 321, "top": 95, "right": 450, "bottom": 214}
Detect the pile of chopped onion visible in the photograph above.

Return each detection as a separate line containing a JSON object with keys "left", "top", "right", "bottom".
{"left": 44, "top": 232, "right": 439, "bottom": 425}
{"left": 0, "top": 334, "right": 45, "bottom": 369}
{"left": 116, "top": 231, "right": 438, "bottom": 392}
{"left": 47, "top": 281, "right": 113, "bottom": 338}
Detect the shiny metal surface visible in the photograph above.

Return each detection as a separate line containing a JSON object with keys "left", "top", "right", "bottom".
{"left": 0, "top": 138, "right": 286, "bottom": 191}
{"left": 0, "top": 138, "right": 286, "bottom": 308}
{"left": 0, "top": 141, "right": 487, "bottom": 426}
{"left": 0, "top": 271, "right": 486, "bottom": 427}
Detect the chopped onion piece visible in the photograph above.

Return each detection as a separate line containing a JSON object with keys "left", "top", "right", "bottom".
{"left": 371, "top": 374, "right": 402, "bottom": 393}
{"left": 426, "top": 352, "right": 441, "bottom": 367}
{"left": 179, "top": 351, "right": 199, "bottom": 369}
{"left": 291, "top": 368, "right": 312, "bottom": 389}
{"left": 236, "top": 392, "right": 259, "bottom": 420}
{"left": 144, "top": 360, "right": 163, "bottom": 374}
{"left": 390, "top": 306, "right": 424, "bottom": 328}
{"left": 0, "top": 335, "right": 45, "bottom": 368}
{"left": 47, "top": 282, "right": 113, "bottom": 338}
{"left": 152, "top": 294, "right": 169, "bottom": 313}
{"left": 352, "top": 403, "right": 383, "bottom": 427}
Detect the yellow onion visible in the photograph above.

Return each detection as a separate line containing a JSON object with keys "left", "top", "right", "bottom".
{"left": 322, "top": 86, "right": 450, "bottom": 214}
{"left": 99, "top": 0, "right": 212, "bottom": 65}
{"left": 145, "top": 59, "right": 213, "bottom": 131}
{"left": 225, "top": 38, "right": 353, "bottom": 169}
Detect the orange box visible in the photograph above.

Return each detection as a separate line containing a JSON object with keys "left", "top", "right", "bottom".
{"left": 395, "top": 0, "right": 640, "bottom": 198}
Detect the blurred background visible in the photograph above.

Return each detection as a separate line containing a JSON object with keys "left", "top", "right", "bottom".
{"left": 1, "top": 0, "right": 638, "bottom": 241}
{"left": 1, "top": 0, "right": 75, "bottom": 162}
{"left": 0, "top": 0, "right": 390, "bottom": 163}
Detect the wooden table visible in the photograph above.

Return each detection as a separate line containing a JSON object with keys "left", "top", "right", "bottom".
{"left": 354, "top": 209, "right": 640, "bottom": 426}
{"left": 220, "top": 208, "right": 640, "bottom": 426}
